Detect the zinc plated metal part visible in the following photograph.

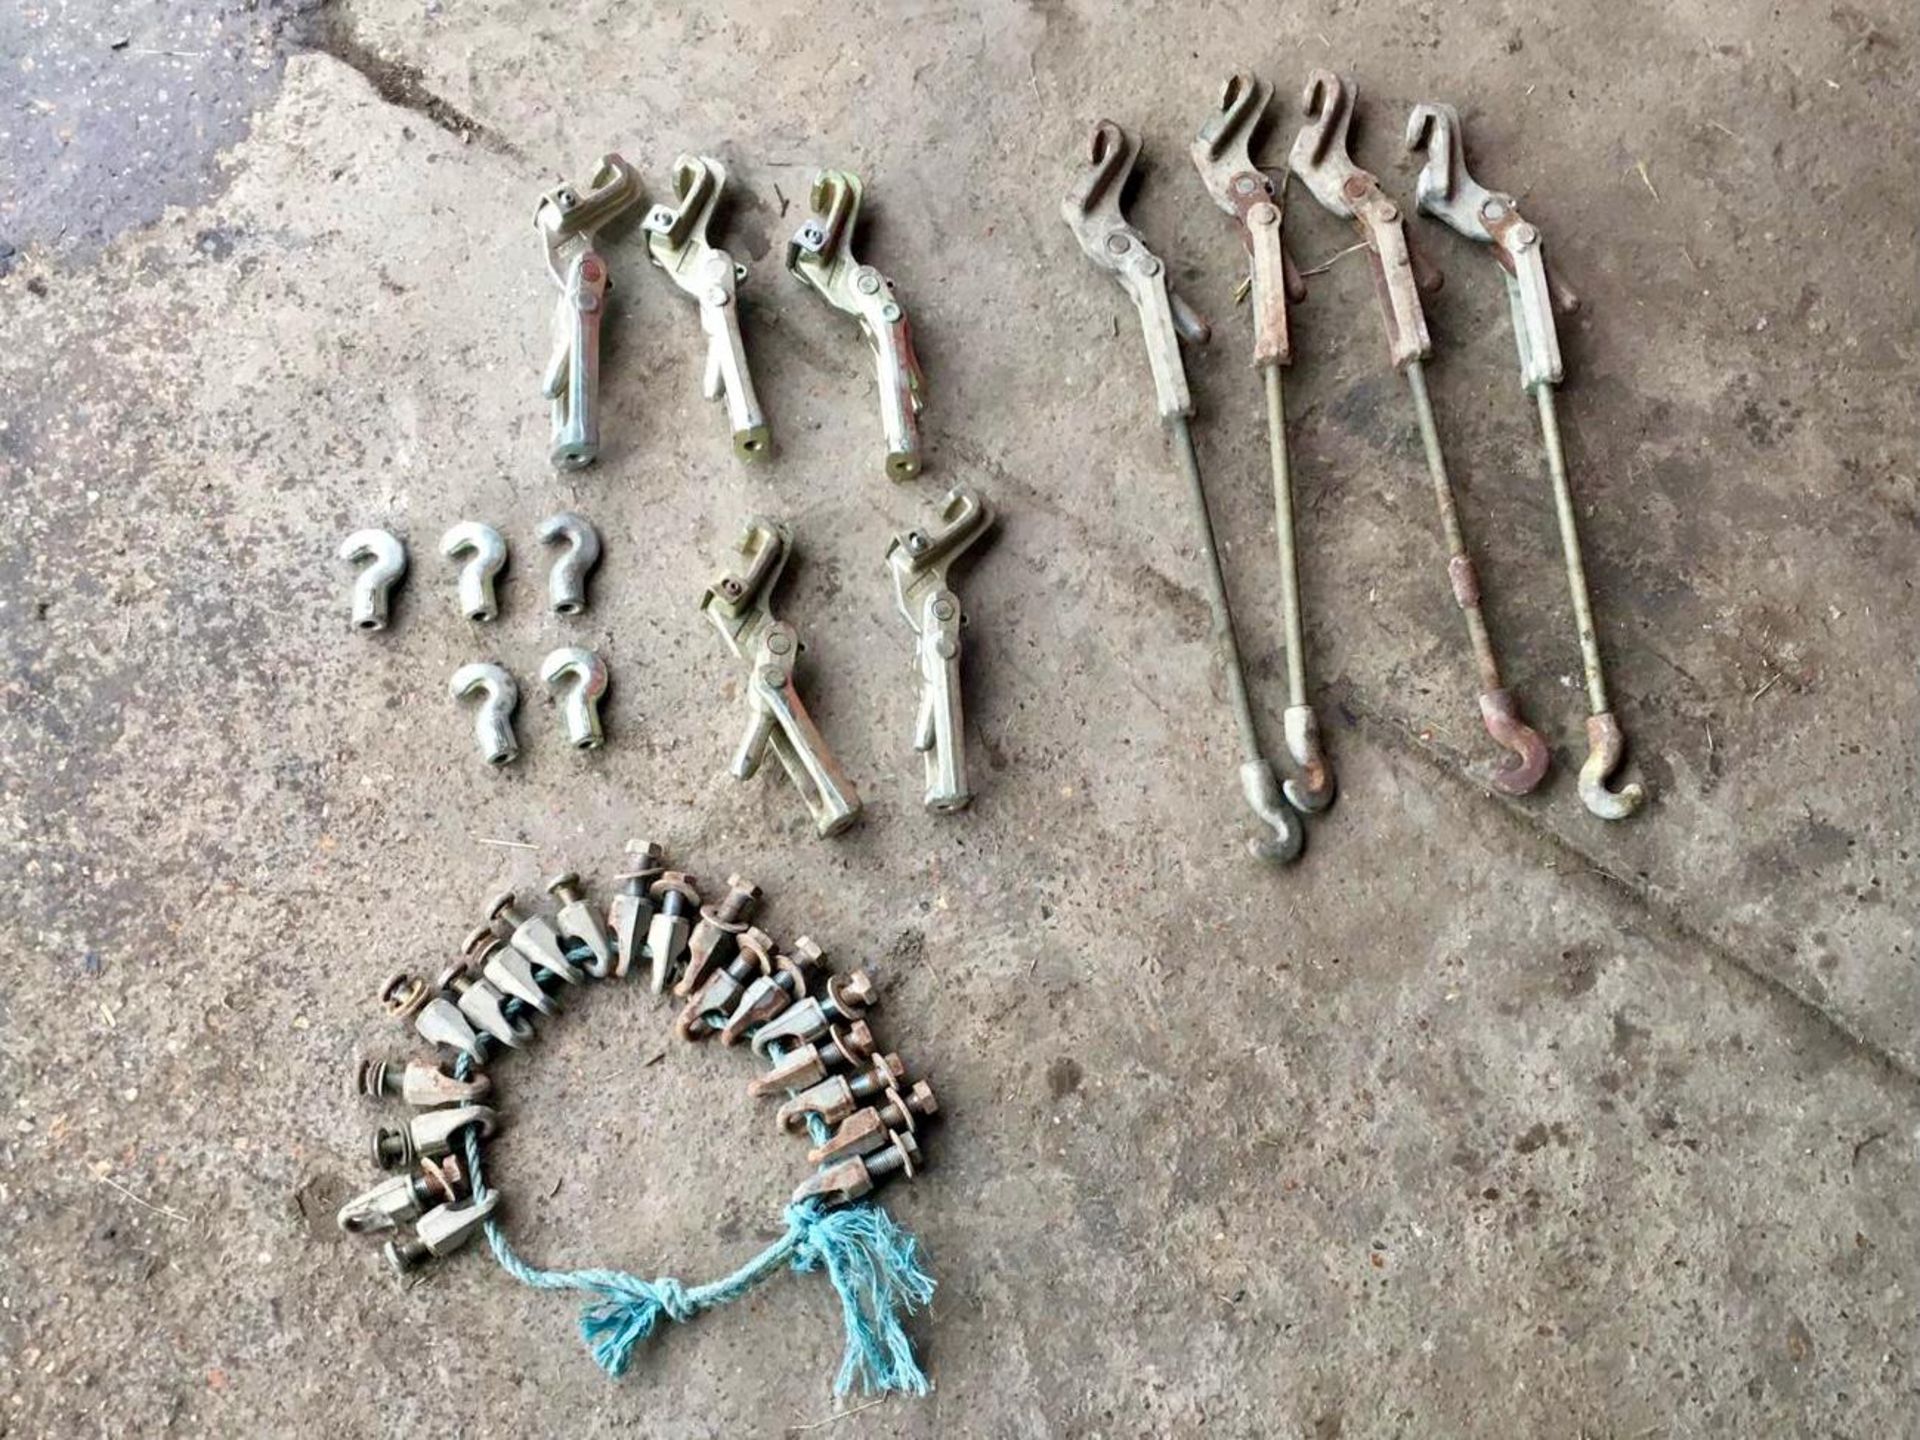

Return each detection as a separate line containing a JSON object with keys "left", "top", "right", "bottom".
{"left": 449, "top": 662, "right": 520, "bottom": 767}
{"left": 435, "top": 957, "right": 533, "bottom": 1050}
{"left": 786, "top": 170, "right": 926, "bottom": 480}
{"left": 537, "top": 512, "right": 601, "bottom": 616}
{"left": 791, "top": 1128, "right": 919, "bottom": 1208}
{"left": 339, "top": 528, "right": 407, "bottom": 632}
{"left": 645, "top": 871, "right": 701, "bottom": 995}
{"left": 643, "top": 155, "right": 770, "bottom": 459}
{"left": 370, "top": 1103, "right": 498, "bottom": 1171}
{"left": 1192, "top": 74, "right": 1334, "bottom": 813}
{"left": 886, "top": 487, "right": 995, "bottom": 814}
{"left": 1407, "top": 101, "right": 1646, "bottom": 820}
{"left": 488, "top": 891, "right": 584, "bottom": 985}
{"left": 546, "top": 871, "right": 615, "bottom": 976}
{"left": 465, "top": 924, "right": 558, "bottom": 1017}
{"left": 1289, "top": 72, "right": 1549, "bottom": 797}
{"left": 1062, "top": 119, "right": 1304, "bottom": 864}
{"left": 775, "top": 1052, "right": 906, "bottom": 1131}
{"left": 438, "top": 522, "right": 507, "bottom": 622}
{"left": 355, "top": 1056, "right": 492, "bottom": 1108}
{"left": 381, "top": 972, "right": 485, "bottom": 1063}
{"left": 336, "top": 1157, "right": 464, "bottom": 1235}
{"left": 607, "top": 842, "right": 666, "bottom": 981}
{"left": 700, "top": 518, "right": 863, "bottom": 837}
{"left": 540, "top": 646, "right": 608, "bottom": 751}
{"left": 678, "top": 874, "right": 762, "bottom": 998}
{"left": 384, "top": 1192, "right": 500, "bottom": 1274}
{"left": 747, "top": 1019, "right": 876, "bottom": 1097}
{"left": 535, "top": 155, "right": 642, "bottom": 470}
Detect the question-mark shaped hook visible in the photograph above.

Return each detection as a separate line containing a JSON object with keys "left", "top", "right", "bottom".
{"left": 538, "top": 512, "right": 602, "bottom": 616}
{"left": 339, "top": 529, "right": 407, "bottom": 632}
{"left": 1579, "top": 712, "right": 1646, "bottom": 820}
{"left": 449, "top": 662, "right": 520, "bottom": 766}
{"left": 439, "top": 522, "right": 508, "bottom": 622}
{"left": 1479, "top": 689, "right": 1552, "bottom": 796}
{"left": 540, "top": 646, "right": 609, "bottom": 750}
{"left": 1240, "top": 759, "right": 1306, "bottom": 865}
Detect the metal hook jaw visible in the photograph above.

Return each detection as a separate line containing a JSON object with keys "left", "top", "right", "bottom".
{"left": 1240, "top": 758, "right": 1306, "bottom": 864}
{"left": 787, "top": 169, "right": 926, "bottom": 480}
{"left": 1580, "top": 711, "right": 1647, "bottom": 820}
{"left": 1062, "top": 119, "right": 1212, "bottom": 421}
{"left": 534, "top": 153, "right": 642, "bottom": 282}
{"left": 1477, "top": 688, "right": 1552, "bottom": 796}
{"left": 887, "top": 487, "right": 995, "bottom": 814}
{"left": 643, "top": 155, "right": 771, "bottom": 460}
{"left": 701, "top": 519, "right": 863, "bottom": 837}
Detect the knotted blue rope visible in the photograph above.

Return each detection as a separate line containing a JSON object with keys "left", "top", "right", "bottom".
{"left": 449, "top": 962, "right": 934, "bottom": 1395}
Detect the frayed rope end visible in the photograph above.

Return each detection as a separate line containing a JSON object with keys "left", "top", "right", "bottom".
{"left": 575, "top": 1276, "right": 692, "bottom": 1378}
{"left": 787, "top": 1199, "right": 936, "bottom": 1397}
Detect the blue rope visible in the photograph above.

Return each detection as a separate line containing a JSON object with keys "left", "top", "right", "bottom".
{"left": 448, "top": 949, "right": 934, "bottom": 1395}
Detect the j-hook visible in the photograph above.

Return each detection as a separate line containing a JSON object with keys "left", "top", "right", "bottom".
{"left": 540, "top": 646, "right": 608, "bottom": 750}
{"left": 1288, "top": 71, "right": 1549, "bottom": 797}
{"left": 643, "top": 155, "right": 771, "bottom": 460}
{"left": 787, "top": 169, "right": 927, "bottom": 481}
{"left": 1407, "top": 101, "right": 1645, "bottom": 820}
{"left": 439, "top": 521, "right": 507, "bottom": 622}
{"left": 535, "top": 154, "right": 643, "bottom": 470}
{"left": 1062, "top": 118, "right": 1303, "bottom": 864}
{"left": 449, "top": 662, "right": 520, "bottom": 766}
{"left": 339, "top": 528, "right": 407, "bottom": 633}
{"left": 537, "top": 511, "right": 601, "bottom": 616}
{"left": 1192, "top": 72, "right": 1334, "bottom": 813}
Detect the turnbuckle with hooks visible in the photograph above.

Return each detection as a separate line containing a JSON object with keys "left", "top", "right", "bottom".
{"left": 1192, "top": 73, "right": 1335, "bottom": 814}
{"left": 1406, "top": 102, "right": 1645, "bottom": 819}
{"left": 1289, "top": 71, "right": 1551, "bottom": 798}
{"left": 1062, "top": 119, "right": 1304, "bottom": 865}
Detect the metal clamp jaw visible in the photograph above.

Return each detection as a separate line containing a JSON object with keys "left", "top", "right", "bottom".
{"left": 886, "top": 487, "right": 995, "bottom": 814}
{"left": 700, "top": 519, "right": 863, "bottom": 838}
{"left": 535, "top": 154, "right": 643, "bottom": 469}
{"left": 1191, "top": 74, "right": 1307, "bottom": 368}
{"left": 786, "top": 170, "right": 926, "bottom": 480}
{"left": 1062, "top": 120, "right": 1211, "bottom": 420}
{"left": 643, "top": 155, "right": 771, "bottom": 460}
{"left": 1288, "top": 72, "right": 1438, "bottom": 371}
{"left": 1406, "top": 103, "right": 1576, "bottom": 393}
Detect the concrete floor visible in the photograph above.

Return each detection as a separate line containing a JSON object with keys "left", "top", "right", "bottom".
{"left": 2, "top": 0, "right": 1916, "bottom": 1435}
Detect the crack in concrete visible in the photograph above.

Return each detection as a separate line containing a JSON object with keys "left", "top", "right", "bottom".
{"left": 1337, "top": 690, "right": 1920, "bottom": 1090}
{"left": 294, "top": 8, "right": 520, "bottom": 159}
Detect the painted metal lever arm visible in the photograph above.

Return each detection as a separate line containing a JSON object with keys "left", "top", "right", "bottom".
{"left": 1289, "top": 71, "right": 1435, "bottom": 370}
{"left": 1062, "top": 120, "right": 1211, "bottom": 421}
